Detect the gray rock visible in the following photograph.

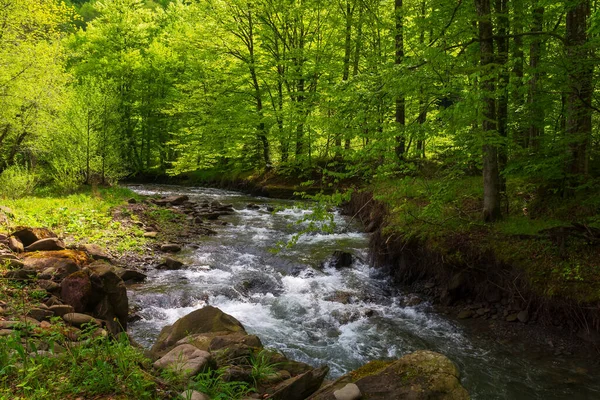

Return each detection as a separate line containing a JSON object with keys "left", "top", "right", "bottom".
{"left": 334, "top": 383, "right": 362, "bottom": 400}
{"left": 517, "top": 310, "right": 529, "bottom": 323}
{"left": 4, "top": 268, "right": 37, "bottom": 280}
{"left": 37, "top": 279, "right": 60, "bottom": 293}
{"left": 25, "top": 238, "right": 65, "bottom": 252}
{"left": 153, "top": 344, "right": 211, "bottom": 378}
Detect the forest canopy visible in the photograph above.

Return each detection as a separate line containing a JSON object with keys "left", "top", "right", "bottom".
{"left": 0, "top": 0, "right": 598, "bottom": 222}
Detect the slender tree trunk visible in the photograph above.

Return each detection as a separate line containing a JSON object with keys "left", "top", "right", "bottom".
{"left": 528, "top": 6, "right": 544, "bottom": 150}
{"left": 495, "top": 0, "right": 509, "bottom": 212}
{"left": 565, "top": 0, "right": 593, "bottom": 178}
{"left": 475, "top": 0, "right": 501, "bottom": 222}
{"left": 394, "top": 0, "right": 406, "bottom": 160}
{"left": 512, "top": 0, "right": 526, "bottom": 148}
{"left": 86, "top": 110, "right": 91, "bottom": 185}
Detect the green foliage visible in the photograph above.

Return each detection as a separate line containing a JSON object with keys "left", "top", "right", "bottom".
{"left": 250, "top": 349, "right": 280, "bottom": 386}
{"left": 190, "top": 368, "right": 251, "bottom": 400}
{"left": 0, "top": 165, "right": 38, "bottom": 199}
{"left": 0, "top": 327, "right": 158, "bottom": 399}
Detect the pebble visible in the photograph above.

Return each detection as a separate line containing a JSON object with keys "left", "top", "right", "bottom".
{"left": 334, "top": 383, "right": 362, "bottom": 400}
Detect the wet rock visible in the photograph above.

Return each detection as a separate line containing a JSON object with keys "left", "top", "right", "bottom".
{"left": 160, "top": 243, "right": 181, "bottom": 253}
{"left": 81, "top": 244, "right": 111, "bottom": 261}
{"left": 457, "top": 310, "right": 474, "bottom": 319}
{"left": 517, "top": 310, "right": 529, "bottom": 323}
{"left": 154, "top": 195, "right": 189, "bottom": 206}
{"left": 310, "top": 351, "right": 469, "bottom": 400}
{"left": 118, "top": 269, "right": 147, "bottom": 283}
{"left": 334, "top": 383, "right": 362, "bottom": 400}
{"left": 266, "top": 206, "right": 276, "bottom": 212}
{"left": 151, "top": 305, "right": 245, "bottom": 354}
{"left": 25, "top": 238, "right": 65, "bottom": 252}
{"left": 61, "top": 271, "right": 92, "bottom": 313}
{"left": 329, "top": 251, "right": 354, "bottom": 269}
{"left": 63, "top": 312, "right": 101, "bottom": 327}
{"left": 153, "top": 344, "right": 212, "bottom": 379}
{"left": 11, "top": 227, "right": 57, "bottom": 247}
{"left": 267, "top": 366, "right": 329, "bottom": 400}
{"left": 128, "top": 313, "right": 143, "bottom": 323}
{"left": 247, "top": 203, "right": 261, "bottom": 210}
{"left": 8, "top": 236, "right": 24, "bottom": 252}
{"left": 158, "top": 256, "right": 184, "bottom": 270}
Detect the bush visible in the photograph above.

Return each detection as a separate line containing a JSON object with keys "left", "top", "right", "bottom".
{"left": 0, "top": 165, "right": 37, "bottom": 199}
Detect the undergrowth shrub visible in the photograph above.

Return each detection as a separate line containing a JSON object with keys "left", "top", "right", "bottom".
{"left": 0, "top": 165, "right": 37, "bottom": 199}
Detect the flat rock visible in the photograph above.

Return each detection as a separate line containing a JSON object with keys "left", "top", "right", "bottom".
{"left": 334, "top": 383, "right": 362, "bottom": 400}
{"left": 0, "top": 321, "right": 19, "bottom": 329}
{"left": 143, "top": 231, "right": 158, "bottom": 238}
{"left": 160, "top": 243, "right": 182, "bottom": 253}
{"left": 37, "top": 279, "right": 60, "bottom": 292}
{"left": 153, "top": 344, "right": 211, "bottom": 378}
{"left": 63, "top": 312, "right": 101, "bottom": 327}
{"left": 268, "top": 366, "right": 329, "bottom": 400}
{"left": 0, "top": 329, "right": 13, "bottom": 336}
{"left": 49, "top": 304, "right": 75, "bottom": 317}
{"left": 81, "top": 244, "right": 111, "bottom": 261}
{"left": 4, "top": 268, "right": 38, "bottom": 280}
{"left": 27, "top": 308, "right": 54, "bottom": 321}
{"left": 25, "top": 238, "right": 65, "bottom": 252}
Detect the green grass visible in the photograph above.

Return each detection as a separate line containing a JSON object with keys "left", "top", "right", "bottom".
{"left": 0, "top": 186, "right": 146, "bottom": 252}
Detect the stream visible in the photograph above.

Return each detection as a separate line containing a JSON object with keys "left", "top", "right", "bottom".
{"left": 126, "top": 184, "right": 599, "bottom": 400}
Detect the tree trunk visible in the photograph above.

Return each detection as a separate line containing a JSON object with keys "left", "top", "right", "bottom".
{"left": 565, "top": 0, "right": 593, "bottom": 178}
{"left": 394, "top": 0, "right": 406, "bottom": 160}
{"left": 475, "top": 0, "right": 501, "bottom": 222}
{"left": 528, "top": 6, "right": 544, "bottom": 150}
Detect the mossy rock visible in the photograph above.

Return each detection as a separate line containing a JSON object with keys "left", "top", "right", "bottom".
{"left": 151, "top": 306, "right": 245, "bottom": 355}
{"left": 309, "top": 350, "right": 469, "bottom": 400}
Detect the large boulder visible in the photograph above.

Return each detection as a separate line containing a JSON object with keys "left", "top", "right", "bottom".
{"left": 61, "top": 271, "right": 92, "bottom": 313}
{"left": 308, "top": 351, "right": 470, "bottom": 400}
{"left": 22, "top": 256, "right": 80, "bottom": 281}
{"left": 11, "top": 227, "right": 57, "bottom": 247}
{"left": 88, "top": 261, "right": 129, "bottom": 333}
{"left": 8, "top": 237, "right": 24, "bottom": 253}
{"left": 151, "top": 306, "right": 245, "bottom": 354}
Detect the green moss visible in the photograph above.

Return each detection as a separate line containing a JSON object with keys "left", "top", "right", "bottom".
{"left": 350, "top": 360, "right": 393, "bottom": 381}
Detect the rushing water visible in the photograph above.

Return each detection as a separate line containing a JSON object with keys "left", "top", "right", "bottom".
{"left": 127, "top": 184, "right": 599, "bottom": 400}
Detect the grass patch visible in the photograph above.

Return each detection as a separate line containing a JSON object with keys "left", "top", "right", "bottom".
{"left": 0, "top": 186, "right": 146, "bottom": 253}
{"left": 370, "top": 173, "right": 600, "bottom": 303}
